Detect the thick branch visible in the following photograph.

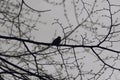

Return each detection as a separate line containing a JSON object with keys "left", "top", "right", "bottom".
{"left": 0, "top": 35, "right": 119, "bottom": 53}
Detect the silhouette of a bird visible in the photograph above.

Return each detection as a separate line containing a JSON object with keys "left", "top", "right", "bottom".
{"left": 52, "top": 36, "right": 61, "bottom": 46}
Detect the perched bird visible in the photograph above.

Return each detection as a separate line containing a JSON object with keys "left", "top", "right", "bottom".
{"left": 52, "top": 36, "right": 61, "bottom": 46}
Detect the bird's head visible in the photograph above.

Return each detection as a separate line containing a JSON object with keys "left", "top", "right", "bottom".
{"left": 58, "top": 36, "right": 61, "bottom": 40}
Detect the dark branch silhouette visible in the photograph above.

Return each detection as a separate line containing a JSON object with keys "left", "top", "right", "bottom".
{"left": 0, "top": 0, "right": 120, "bottom": 80}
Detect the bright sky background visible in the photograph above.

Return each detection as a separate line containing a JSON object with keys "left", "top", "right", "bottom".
{"left": 20, "top": 0, "right": 120, "bottom": 79}
{"left": 24, "top": 0, "right": 67, "bottom": 43}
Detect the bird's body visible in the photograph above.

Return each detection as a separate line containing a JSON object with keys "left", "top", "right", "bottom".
{"left": 52, "top": 36, "right": 61, "bottom": 46}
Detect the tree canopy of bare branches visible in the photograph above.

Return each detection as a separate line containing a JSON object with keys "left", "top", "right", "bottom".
{"left": 0, "top": 0, "right": 120, "bottom": 80}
